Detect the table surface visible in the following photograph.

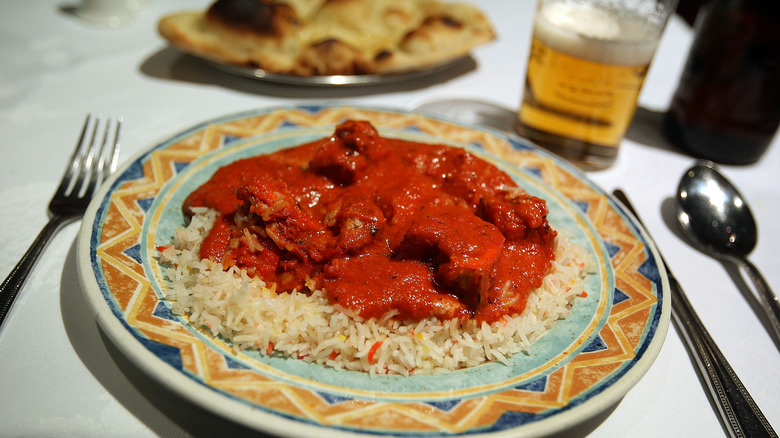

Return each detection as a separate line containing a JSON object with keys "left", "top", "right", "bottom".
{"left": 1, "top": 1, "right": 778, "bottom": 437}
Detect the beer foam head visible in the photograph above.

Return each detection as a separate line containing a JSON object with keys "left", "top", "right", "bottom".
{"left": 535, "top": 1, "right": 660, "bottom": 65}
{"left": 544, "top": 2, "right": 620, "bottom": 39}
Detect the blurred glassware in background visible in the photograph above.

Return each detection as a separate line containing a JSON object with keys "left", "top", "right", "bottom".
{"left": 515, "top": 0, "right": 678, "bottom": 170}
{"left": 73, "top": 0, "right": 147, "bottom": 27}
{"left": 663, "top": 0, "right": 780, "bottom": 165}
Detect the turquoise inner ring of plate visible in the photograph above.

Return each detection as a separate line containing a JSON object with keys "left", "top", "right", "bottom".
{"left": 142, "top": 126, "right": 610, "bottom": 401}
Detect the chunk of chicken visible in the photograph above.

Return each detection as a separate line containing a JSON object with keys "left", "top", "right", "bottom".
{"left": 399, "top": 210, "right": 505, "bottom": 310}
{"left": 310, "top": 120, "right": 388, "bottom": 185}
{"left": 479, "top": 190, "right": 556, "bottom": 243}
{"left": 324, "top": 193, "right": 386, "bottom": 254}
{"left": 237, "top": 178, "right": 333, "bottom": 262}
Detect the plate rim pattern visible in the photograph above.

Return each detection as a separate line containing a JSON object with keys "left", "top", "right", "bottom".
{"left": 77, "top": 104, "right": 669, "bottom": 437}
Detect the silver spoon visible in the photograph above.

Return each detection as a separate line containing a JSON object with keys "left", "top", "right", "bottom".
{"left": 677, "top": 162, "right": 780, "bottom": 344}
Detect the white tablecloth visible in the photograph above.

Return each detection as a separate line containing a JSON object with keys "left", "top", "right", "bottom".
{"left": 1, "top": 1, "right": 778, "bottom": 436}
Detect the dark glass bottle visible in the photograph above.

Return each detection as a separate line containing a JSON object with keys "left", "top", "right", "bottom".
{"left": 663, "top": 0, "right": 780, "bottom": 164}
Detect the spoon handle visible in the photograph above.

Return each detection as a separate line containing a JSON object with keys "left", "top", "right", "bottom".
{"left": 736, "top": 256, "right": 780, "bottom": 345}
{"left": 613, "top": 190, "right": 777, "bottom": 438}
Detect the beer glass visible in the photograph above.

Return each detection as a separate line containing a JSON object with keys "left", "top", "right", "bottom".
{"left": 516, "top": 0, "right": 678, "bottom": 170}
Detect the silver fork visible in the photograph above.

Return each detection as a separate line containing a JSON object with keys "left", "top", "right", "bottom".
{"left": 0, "top": 115, "right": 122, "bottom": 329}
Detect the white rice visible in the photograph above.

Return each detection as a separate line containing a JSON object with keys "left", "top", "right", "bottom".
{"left": 159, "top": 207, "right": 590, "bottom": 376}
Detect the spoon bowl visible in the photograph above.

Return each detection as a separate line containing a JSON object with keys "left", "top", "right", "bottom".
{"left": 676, "top": 162, "right": 780, "bottom": 345}
{"left": 677, "top": 163, "right": 758, "bottom": 260}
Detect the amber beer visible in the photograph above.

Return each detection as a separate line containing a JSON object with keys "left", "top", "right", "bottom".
{"left": 516, "top": 1, "right": 664, "bottom": 169}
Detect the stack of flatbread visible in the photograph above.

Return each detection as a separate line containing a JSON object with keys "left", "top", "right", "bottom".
{"left": 158, "top": 0, "right": 495, "bottom": 76}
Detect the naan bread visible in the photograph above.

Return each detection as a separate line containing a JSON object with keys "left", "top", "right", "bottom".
{"left": 158, "top": 0, "right": 495, "bottom": 76}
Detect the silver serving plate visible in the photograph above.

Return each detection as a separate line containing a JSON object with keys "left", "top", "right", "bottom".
{"left": 196, "top": 54, "right": 474, "bottom": 87}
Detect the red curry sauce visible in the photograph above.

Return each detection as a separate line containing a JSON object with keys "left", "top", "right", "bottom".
{"left": 184, "top": 120, "right": 556, "bottom": 323}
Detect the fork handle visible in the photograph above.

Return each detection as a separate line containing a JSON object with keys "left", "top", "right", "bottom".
{"left": 0, "top": 214, "right": 74, "bottom": 329}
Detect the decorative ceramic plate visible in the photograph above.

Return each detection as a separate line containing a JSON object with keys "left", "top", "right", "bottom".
{"left": 77, "top": 105, "right": 669, "bottom": 437}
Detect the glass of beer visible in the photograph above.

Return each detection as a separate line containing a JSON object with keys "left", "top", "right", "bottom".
{"left": 516, "top": 0, "right": 678, "bottom": 170}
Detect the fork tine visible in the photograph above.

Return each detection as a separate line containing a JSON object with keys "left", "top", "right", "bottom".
{"left": 73, "top": 115, "right": 103, "bottom": 198}
{"left": 108, "top": 117, "right": 122, "bottom": 174}
{"left": 91, "top": 117, "right": 110, "bottom": 181}
{"left": 54, "top": 114, "right": 93, "bottom": 199}
{"left": 83, "top": 116, "right": 120, "bottom": 198}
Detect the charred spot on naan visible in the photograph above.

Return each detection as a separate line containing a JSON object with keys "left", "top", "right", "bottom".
{"left": 206, "top": 0, "right": 299, "bottom": 37}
